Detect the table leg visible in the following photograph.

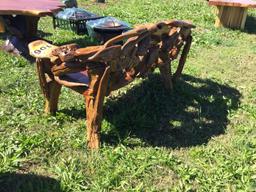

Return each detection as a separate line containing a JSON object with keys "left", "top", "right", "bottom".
{"left": 215, "top": 6, "right": 248, "bottom": 29}
{"left": 240, "top": 8, "right": 248, "bottom": 30}
{"left": 1, "top": 16, "right": 40, "bottom": 59}
{"left": 25, "top": 16, "right": 40, "bottom": 38}
{"left": 0, "top": 17, "right": 5, "bottom": 33}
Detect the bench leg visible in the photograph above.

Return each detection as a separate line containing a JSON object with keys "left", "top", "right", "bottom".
{"left": 44, "top": 81, "right": 62, "bottom": 114}
{"left": 159, "top": 63, "right": 173, "bottom": 90}
{"left": 215, "top": 6, "right": 248, "bottom": 29}
{"left": 84, "top": 66, "right": 110, "bottom": 149}
{"left": 173, "top": 35, "right": 192, "bottom": 81}
{"left": 0, "top": 16, "right": 5, "bottom": 33}
{"left": 25, "top": 16, "right": 40, "bottom": 38}
{"left": 36, "top": 59, "right": 62, "bottom": 115}
{"left": 85, "top": 96, "right": 101, "bottom": 149}
{"left": 159, "top": 52, "right": 173, "bottom": 90}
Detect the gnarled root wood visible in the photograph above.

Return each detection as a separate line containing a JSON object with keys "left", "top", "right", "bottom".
{"left": 36, "top": 58, "right": 62, "bottom": 115}
{"left": 29, "top": 19, "right": 195, "bottom": 149}
{"left": 44, "top": 81, "right": 62, "bottom": 114}
{"left": 84, "top": 66, "right": 110, "bottom": 149}
{"left": 173, "top": 35, "right": 192, "bottom": 81}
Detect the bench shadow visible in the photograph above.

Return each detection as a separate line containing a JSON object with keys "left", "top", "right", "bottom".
{"left": 61, "top": 74, "right": 241, "bottom": 148}
{"left": 244, "top": 15, "right": 256, "bottom": 34}
{"left": 102, "top": 74, "right": 241, "bottom": 148}
{"left": 0, "top": 172, "right": 62, "bottom": 192}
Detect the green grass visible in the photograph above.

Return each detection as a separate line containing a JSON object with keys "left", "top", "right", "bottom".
{"left": 0, "top": 0, "right": 256, "bottom": 191}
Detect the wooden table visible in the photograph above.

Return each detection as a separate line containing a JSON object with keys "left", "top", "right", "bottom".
{"left": 0, "top": 0, "right": 65, "bottom": 57}
{"left": 0, "top": 0, "right": 64, "bottom": 16}
{"left": 209, "top": 0, "right": 256, "bottom": 29}
{"left": 0, "top": 0, "right": 65, "bottom": 35}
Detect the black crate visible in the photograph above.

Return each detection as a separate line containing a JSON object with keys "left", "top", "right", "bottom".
{"left": 53, "top": 17, "right": 103, "bottom": 35}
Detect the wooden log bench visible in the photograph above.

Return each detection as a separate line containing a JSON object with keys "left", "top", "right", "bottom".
{"left": 209, "top": 0, "right": 256, "bottom": 29}
{"left": 28, "top": 20, "right": 195, "bottom": 149}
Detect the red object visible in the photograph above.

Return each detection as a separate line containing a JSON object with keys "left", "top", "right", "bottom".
{"left": 0, "top": 0, "right": 65, "bottom": 16}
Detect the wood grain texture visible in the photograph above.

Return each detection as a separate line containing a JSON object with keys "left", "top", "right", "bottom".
{"left": 0, "top": 17, "right": 5, "bottom": 32}
{"left": 214, "top": 5, "right": 248, "bottom": 29}
{"left": 240, "top": 8, "right": 248, "bottom": 28}
{"left": 0, "top": 0, "right": 65, "bottom": 16}
{"left": 209, "top": 0, "right": 256, "bottom": 8}
{"left": 28, "top": 20, "right": 195, "bottom": 149}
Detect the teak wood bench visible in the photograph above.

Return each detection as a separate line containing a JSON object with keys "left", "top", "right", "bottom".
{"left": 209, "top": 0, "right": 256, "bottom": 29}
{"left": 28, "top": 20, "right": 195, "bottom": 149}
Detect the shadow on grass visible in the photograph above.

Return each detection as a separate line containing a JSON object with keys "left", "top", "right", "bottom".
{"left": 244, "top": 15, "right": 256, "bottom": 34}
{"left": 0, "top": 172, "right": 62, "bottom": 192}
{"left": 102, "top": 74, "right": 241, "bottom": 148}
{"left": 61, "top": 74, "right": 241, "bottom": 148}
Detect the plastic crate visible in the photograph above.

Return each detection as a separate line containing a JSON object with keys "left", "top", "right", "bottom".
{"left": 53, "top": 17, "right": 102, "bottom": 35}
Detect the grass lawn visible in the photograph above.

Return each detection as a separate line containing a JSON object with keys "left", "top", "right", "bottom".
{"left": 0, "top": 0, "right": 256, "bottom": 191}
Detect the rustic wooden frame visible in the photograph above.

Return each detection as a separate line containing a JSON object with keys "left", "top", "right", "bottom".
{"left": 29, "top": 20, "right": 195, "bottom": 149}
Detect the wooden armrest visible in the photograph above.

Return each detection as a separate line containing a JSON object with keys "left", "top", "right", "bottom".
{"left": 51, "top": 61, "right": 88, "bottom": 76}
{"left": 51, "top": 43, "right": 79, "bottom": 62}
{"left": 28, "top": 40, "right": 58, "bottom": 61}
{"left": 88, "top": 45, "right": 122, "bottom": 62}
{"left": 74, "top": 45, "right": 103, "bottom": 60}
{"left": 103, "top": 27, "right": 148, "bottom": 48}
{"left": 134, "top": 22, "right": 170, "bottom": 36}
{"left": 134, "top": 20, "right": 195, "bottom": 38}
{"left": 164, "top": 20, "right": 196, "bottom": 29}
